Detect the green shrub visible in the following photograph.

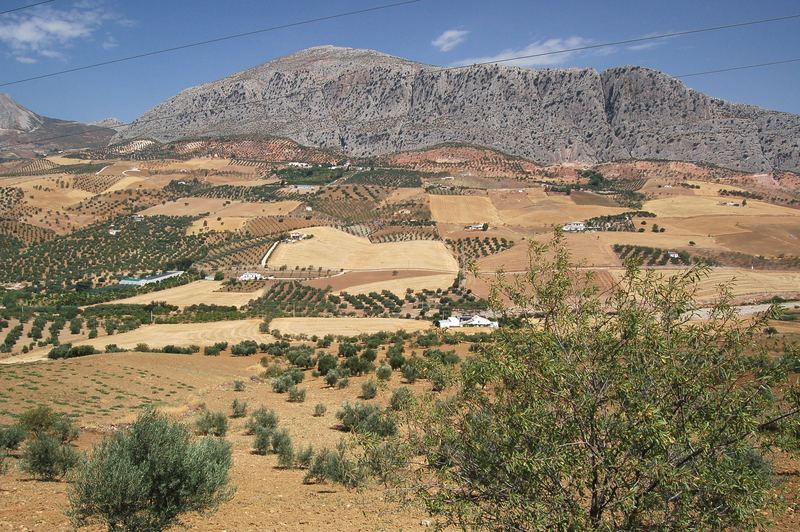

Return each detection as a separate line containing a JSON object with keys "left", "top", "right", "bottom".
{"left": 233, "top": 380, "right": 245, "bottom": 392}
{"left": 361, "top": 379, "right": 378, "bottom": 400}
{"left": 288, "top": 386, "right": 307, "bottom": 403}
{"left": 324, "top": 370, "right": 339, "bottom": 387}
{"left": 18, "top": 406, "right": 78, "bottom": 442}
{"left": 317, "top": 353, "right": 337, "bottom": 376}
{"left": 337, "top": 377, "right": 350, "bottom": 389}
{"left": 231, "top": 399, "right": 247, "bottom": 418}
{"left": 272, "top": 374, "right": 294, "bottom": 393}
{"left": 390, "top": 387, "right": 414, "bottom": 411}
{"left": 68, "top": 410, "right": 233, "bottom": 531}
{"left": 304, "top": 443, "right": 366, "bottom": 488}
{"left": 246, "top": 407, "right": 278, "bottom": 435}
{"left": 20, "top": 435, "right": 79, "bottom": 480}
{"left": 401, "top": 363, "right": 418, "bottom": 383}
{"left": 336, "top": 402, "right": 397, "bottom": 437}
{"left": 0, "top": 424, "right": 26, "bottom": 450}
{"left": 296, "top": 445, "right": 314, "bottom": 468}
{"left": 253, "top": 427, "right": 271, "bottom": 455}
{"left": 272, "top": 429, "right": 293, "bottom": 467}
{"left": 376, "top": 365, "right": 392, "bottom": 381}
{"left": 231, "top": 340, "right": 258, "bottom": 356}
{"left": 196, "top": 411, "right": 228, "bottom": 437}
{"left": 313, "top": 403, "right": 327, "bottom": 417}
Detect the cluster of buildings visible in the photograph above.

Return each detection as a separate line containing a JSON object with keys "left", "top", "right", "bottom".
{"left": 438, "top": 314, "right": 499, "bottom": 329}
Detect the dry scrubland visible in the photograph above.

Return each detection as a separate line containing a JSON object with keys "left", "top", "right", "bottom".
{"left": 0, "top": 352, "right": 429, "bottom": 530}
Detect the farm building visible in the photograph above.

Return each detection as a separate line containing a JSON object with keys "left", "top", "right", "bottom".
{"left": 465, "top": 223, "right": 489, "bottom": 231}
{"left": 668, "top": 251, "right": 680, "bottom": 259}
{"left": 438, "top": 314, "right": 499, "bottom": 329}
{"left": 563, "top": 221, "right": 587, "bottom": 232}
{"left": 238, "top": 272, "right": 265, "bottom": 281}
{"left": 285, "top": 232, "right": 309, "bottom": 242}
{"left": 119, "top": 271, "right": 184, "bottom": 287}
{"left": 108, "top": 228, "right": 121, "bottom": 236}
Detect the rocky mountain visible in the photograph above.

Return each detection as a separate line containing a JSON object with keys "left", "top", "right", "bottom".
{"left": 89, "top": 117, "right": 129, "bottom": 133}
{"left": 0, "top": 93, "right": 115, "bottom": 158}
{"left": 115, "top": 46, "right": 800, "bottom": 173}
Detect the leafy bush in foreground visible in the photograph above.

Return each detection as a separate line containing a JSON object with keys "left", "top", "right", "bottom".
{"left": 68, "top": 410, "right": 233, "bottom": 531}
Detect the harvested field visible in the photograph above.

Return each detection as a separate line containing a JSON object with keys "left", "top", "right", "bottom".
{"left": 643, "top": 196, "right": 800, "bottom": 218}
{"left": 138, "top": 197, "right": 232, "bottom": 216}
{"left": 267, "top": 226, "right": 458, "bottom": 272}
{"left": 429, "top": 194, "right": 501, "bottom": 224}
{"left": 188, "top": 216, "right": 250, "bottom": 234}
{"left": 305, "top": 269, "right": 445, "bottom": 292}
{"left": 214, "top": 200, "right": 301, "bottom": 217}
{"left": 338, "top": 273, "right": 456, "bottom": 295}
{"left": 269, "top": 317, "right": 431, "bottom": 336}
{"left": 492, "top": 193, "right": 628, "bottom": 227}
{"left": 106, "top": 280, "right": 264, "bottom": 308}
{"left": 103, "top": 174, "right": 146, "bottom": 192}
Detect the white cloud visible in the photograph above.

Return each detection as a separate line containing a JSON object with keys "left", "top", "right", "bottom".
{"left": 0, "top": 2, "right": 125, "bottom": 61}
{"left": 15, "top": 56, "right": 37, "bottom": 64}
{"left": 452, "top": 36, "right": 594, "bottom": 67}
{"left": 432, "top": 29, "right": 469, "bottom": 52}
{"left": 102, "top": 35, "right": 118, "bottom": 49}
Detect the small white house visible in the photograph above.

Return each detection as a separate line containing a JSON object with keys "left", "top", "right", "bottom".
{"left": 108, "top": 228, "right": 121, "bottom": 236}
{"left": 287, "top": 162, "right": 311, "bottom": 168}
{"left": 563, "top": 221, "right": 587, "bottom": 232}
{"left": 465, "top": 224, "right": 486, "bottom": 231}
{"left": 438, "top": 316, "right": 462, "bottom": 328}
{"left": 286, "top": 232, "right": 308, "bottom": 242}
{"left": 667, "top": 251, "right": 680, "bottom": 259}
{"left": 238, "top": 272, "right": 265, "bottom": 281}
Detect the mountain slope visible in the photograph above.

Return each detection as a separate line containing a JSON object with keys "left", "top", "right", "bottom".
{"left": 0, "top": 93, "right": 115, "bottom": 157}
{"left": 115, "top": 46, "right": 800, "bottom": 173}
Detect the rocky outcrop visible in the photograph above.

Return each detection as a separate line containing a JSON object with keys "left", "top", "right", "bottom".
{"left": 114, "top": 46, "right": 800, "bottom": 172}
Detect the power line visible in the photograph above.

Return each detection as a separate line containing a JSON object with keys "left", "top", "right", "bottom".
{"left": 0, "top": 0, "right": 421, "bottom": 87}
{"left": 447, "top": 13, "right": 800, "bottom": 69}
{"left": 0, "top": 0, "right": 56, "bottom": 16}
{"left": 676, "top": 57, "right": 800, "bottom": 78}
{"left": 15, "top": 52, "right": 800, "bottom": 148}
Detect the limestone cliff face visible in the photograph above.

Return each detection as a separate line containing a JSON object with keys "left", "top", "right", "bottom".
{"left": 115, "top": 46, "right": 800, "bottom": 172}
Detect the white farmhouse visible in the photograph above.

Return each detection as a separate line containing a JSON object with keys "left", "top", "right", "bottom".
{"left": 562, "top": 221, "right": 586, "bottom": 232}
{"left": 238, "top": 272, "right": 265, "bottom": 281}
{"left": 438, "top": 314, "right": 499, "bottom": 329}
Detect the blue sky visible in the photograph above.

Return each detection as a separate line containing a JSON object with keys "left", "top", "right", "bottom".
{"left": 1, "top": 0, "right": 799, "bottom": 123}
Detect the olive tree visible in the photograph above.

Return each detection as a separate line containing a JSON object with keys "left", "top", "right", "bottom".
{"left": 373, "top": 235, "right": 800, "bottom": 530}
{"left": 68, "top": 410, "right": 234, "bottom": 531}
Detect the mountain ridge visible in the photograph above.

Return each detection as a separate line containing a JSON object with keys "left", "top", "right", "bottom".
{"left": 113, "top": 46, "right": 800, "bottom": 172}
{"left": 0, "top": 93, "right": 116, "bottom": 157}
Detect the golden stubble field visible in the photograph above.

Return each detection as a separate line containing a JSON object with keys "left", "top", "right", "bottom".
{"left": 267, "top": 226, "right": 459, "bottom": 273}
